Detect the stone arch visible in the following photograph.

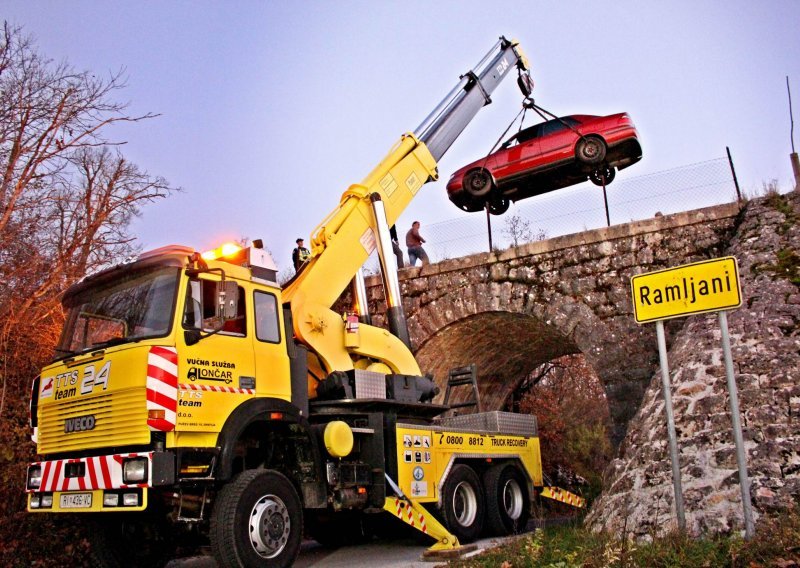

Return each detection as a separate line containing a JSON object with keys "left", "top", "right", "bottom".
{"left": 408, "top": 281, "right": 650, "bottom": 444}
{"left": 415, "top": 311, "right": 578, "bottom": 410}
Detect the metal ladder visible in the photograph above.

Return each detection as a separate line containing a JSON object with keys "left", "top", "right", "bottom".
{"left": 443, "top": 364, "right": 481, "bottom": 414}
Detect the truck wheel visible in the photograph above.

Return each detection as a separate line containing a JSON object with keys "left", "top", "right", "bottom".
{"left": 576, "top": 136, "right": 606, "bottom": 165}
{"left": 464, "top": 169, "right": 494, "bottom": 197}
{"left": 483, "top": 464, "right": 530, "bottom": 536}
{"left": 211, "top": 469, "right": 303, "bottom": 568}
{"left": 439, "top": 464, "right": 484, "bottom": 543}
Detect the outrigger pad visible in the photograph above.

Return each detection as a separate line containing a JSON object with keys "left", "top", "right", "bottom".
{"left": 421, "top": 544, "right": 478, "bottom": 561}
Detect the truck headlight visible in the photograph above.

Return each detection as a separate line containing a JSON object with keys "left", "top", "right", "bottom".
{"left": 122, "top": 458, "right": 148, "bottom": 484}
{"left": 27, "top": 465, "right": 42, "bottom": 490}
{"left": 30, "top": 494, "right": 41, "bottom": 508}
{"left": 40, "top": 494, "right": 53, "bottom": 508}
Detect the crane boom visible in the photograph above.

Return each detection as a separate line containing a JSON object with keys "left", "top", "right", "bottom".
{"left": 282, "top": 37, "right": 531, "bottom": 376}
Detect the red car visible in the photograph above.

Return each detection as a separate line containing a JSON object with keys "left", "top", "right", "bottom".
{"left": 446, "top": 113, "right": 642, "bottom": 214}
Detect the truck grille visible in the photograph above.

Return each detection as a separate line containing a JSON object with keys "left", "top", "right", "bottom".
{"left": 38, "top": 389, "right": 150, "bottom": 455}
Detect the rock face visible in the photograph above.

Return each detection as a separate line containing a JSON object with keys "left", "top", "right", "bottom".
{"left": 585, "top": 192, "right": 800, "bottom": 538}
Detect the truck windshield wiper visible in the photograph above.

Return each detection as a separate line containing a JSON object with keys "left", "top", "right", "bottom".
{"left": 89, "top": 337, "right": 132, "bottom": 350}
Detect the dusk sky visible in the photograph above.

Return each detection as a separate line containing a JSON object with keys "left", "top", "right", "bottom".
{"left": 5, "top": 1, "right": 800, "bottom": 271}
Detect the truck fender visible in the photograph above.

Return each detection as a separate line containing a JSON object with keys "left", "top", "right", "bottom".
{"left": 214, "top": 397, "right": 325, "bottom": 492}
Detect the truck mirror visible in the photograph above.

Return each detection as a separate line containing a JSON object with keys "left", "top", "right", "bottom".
{"left": 216, "top": 280, "right": 239, "bottom": 320}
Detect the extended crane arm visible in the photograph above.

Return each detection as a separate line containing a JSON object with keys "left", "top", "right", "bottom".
{"left": 282, "top": 37, "right": 532, "bottom": 375}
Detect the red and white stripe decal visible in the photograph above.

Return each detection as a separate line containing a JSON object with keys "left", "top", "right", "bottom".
{"left": 146, "top": 346, "right": 178, "bottom": 431}
{"left": 29, "top": 452, "right": 152, "bottom": 493}
{"left": 179, "top": 383, "right": 254, "bottom": 395}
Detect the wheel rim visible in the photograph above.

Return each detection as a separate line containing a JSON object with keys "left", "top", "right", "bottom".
{"left": 466, "top": 171, "right": 492, "bottom": 196}
{"left": 590, "top": 165, "right": 614, "bottom": 185}
{"left": 249, "top": 494, "right": 291, "bottom": 559}
{"left": 581, "top": 139, "right": 601, "bottom": 160}
{"left": 489, "top": 197, "right": 509, "bottom": 215}
{"left": 501, "top": 478, "right": 524, "bottom": 520}
{"left": 452, "top": 481, "right": 478, "bottom": 527}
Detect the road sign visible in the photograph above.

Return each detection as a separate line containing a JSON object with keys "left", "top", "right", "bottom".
{"left": 631, "top": 257, "right": 742, "bottom": 324}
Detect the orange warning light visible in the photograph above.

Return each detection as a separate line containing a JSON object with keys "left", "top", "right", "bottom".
{"left": 201, "top": 243, "right": 242, "bottom": 261}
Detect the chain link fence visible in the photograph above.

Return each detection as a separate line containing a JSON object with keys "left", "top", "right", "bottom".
{"left": 417, "top": 157, "right": 739, "bottom": 262}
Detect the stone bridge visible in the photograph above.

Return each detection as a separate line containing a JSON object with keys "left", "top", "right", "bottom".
{"left": 365, "top": 202, "right": 741, "bottom": 445}
{"left": 363, "top": 193, "right": 800, "bottom": 537}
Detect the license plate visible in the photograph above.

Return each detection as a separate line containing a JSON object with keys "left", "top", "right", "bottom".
{"left": 60, "top": 492, "right": 92, "bottom": 509}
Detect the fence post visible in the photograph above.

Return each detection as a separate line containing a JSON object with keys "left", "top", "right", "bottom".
{"left": 485, "top": 204, "right": 493, "bottom": 252}
{"left": 726, "top": 147, "right": 742, "bottom": 202}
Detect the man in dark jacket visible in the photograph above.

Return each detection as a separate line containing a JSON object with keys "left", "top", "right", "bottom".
{"left": 405, "top": 221, "right": 429, "bottom": 266}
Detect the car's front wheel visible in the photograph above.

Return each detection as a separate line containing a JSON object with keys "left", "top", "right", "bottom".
{"left": 589, "top": 165, "right": 615, "bottom": 186}
{"left": 576, "top": 136, "right": 607, "bottom": 165}
{"left": 463, "top": 169, "right": 494, "bottom": 197}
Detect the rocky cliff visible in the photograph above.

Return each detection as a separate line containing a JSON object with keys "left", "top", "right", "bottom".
{"left": 586, "top": 191, "right": 800, "bottom": 539}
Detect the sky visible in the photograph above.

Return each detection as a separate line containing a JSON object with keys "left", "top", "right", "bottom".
{"left": 5, "top": 1, "right": 800, "bottom": 272}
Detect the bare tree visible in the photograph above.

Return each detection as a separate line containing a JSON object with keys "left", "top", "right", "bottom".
{"left": 0, "top": 23, "right": 176, "bottom": 415}
{"left": 502, "top": 212, "right": 546, "bottom": 248}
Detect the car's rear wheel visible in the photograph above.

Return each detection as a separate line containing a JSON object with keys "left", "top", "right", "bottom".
{"left": 463, "top": 169, "right": 494, "bottom": 197}
{"left": 576, "top": 136, "right": 606, "bottom": 165}
{"left": 488, "top": 196, "right": 510, "bottom": 215}
{"left": 589, "top": 165, "right": 615, "bottom": 186}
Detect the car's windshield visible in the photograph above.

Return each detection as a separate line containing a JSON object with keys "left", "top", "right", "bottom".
{"left": 57, "top": 266, "right": 180, "bottom": 357}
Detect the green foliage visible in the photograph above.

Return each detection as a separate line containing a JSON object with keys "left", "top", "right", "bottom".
{"left": 448, "top": 508, "right": 800, "bottom": 568}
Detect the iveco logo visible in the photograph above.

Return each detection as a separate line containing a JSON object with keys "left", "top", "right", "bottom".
{"left": 64, "top": 415, "right": 96, "bottom": 433}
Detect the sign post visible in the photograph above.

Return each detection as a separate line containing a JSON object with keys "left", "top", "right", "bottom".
{"left": 655, "top": 318, "right": 686, "bottom": 531}
{"left": 718, "top": 310, "right": 755, "bottom": 539}
{"left": 631, "top": 257, "right": 753, "bottom": 538}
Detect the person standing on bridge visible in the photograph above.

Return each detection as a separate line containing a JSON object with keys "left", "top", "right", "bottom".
{"left": 405, "top": 221, "right": 430, "bottom": 267}
{"left": 390, "top": 225, "right": 404, "bottom": 268}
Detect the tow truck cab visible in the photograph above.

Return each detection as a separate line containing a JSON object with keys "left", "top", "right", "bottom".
{"left": 26, "top": 243, "right": 297, "bottom": 512}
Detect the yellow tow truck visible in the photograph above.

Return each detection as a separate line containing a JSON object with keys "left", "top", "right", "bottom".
{"left": 25, "top": 37, "right": 581, "bottom": 567}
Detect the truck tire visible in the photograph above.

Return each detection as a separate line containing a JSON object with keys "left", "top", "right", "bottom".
{"left": 482, "top": 463, "right": 530, "bottom": 536}
{"left": 439, "top": 464, "right": 485, "bottom": 543}
{"left": 210, "top": 469, "right": 303, "bottom": 568}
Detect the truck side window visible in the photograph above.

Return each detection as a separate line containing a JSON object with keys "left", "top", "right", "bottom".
{"left": 183, "top": 279, "right": 247, "bottom": 337}
{"left": 254, "top": 291, "right": 280, "bottom": 343}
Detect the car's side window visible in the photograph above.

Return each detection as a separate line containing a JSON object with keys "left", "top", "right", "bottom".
{"left": 541, "top": 120, "right": 568, "bottom": 136}
{"left": 514, "top": 125, "right": 540, "bottom": 145}
{"left": 254, "top": 291, "right": 281, "bottom": 343}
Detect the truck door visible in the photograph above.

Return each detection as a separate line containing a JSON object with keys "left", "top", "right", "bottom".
{"left": 177, "top": 277, "right": 256, "bottom": 432}
{"left": 251, "top": 290, "right": 291, "bottom": 402}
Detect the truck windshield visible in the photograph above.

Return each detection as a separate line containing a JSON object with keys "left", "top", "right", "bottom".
{"left": 57, "top": 266, "right": 180, "bottom": 356}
